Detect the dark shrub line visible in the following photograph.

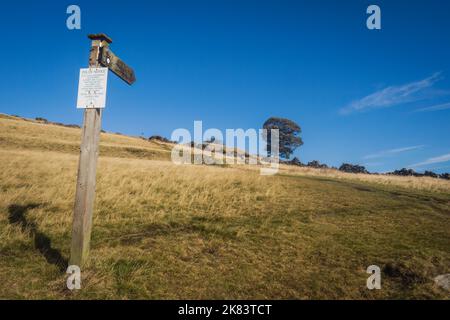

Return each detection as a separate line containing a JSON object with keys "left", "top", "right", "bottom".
{"left": 284, "top": 158, "right": 449, "bottom": 180}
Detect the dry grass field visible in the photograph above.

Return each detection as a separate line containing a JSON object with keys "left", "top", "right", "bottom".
{"left": 0, "top": 113, "right": 449, "bottom": 299}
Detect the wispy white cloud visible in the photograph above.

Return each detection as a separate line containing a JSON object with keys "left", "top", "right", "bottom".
{"left": 408, "top": 152, "right": 450, "bottom": 168}
{"left": 362, "top": 162, "right": 383, "bottom": 167}
{"left": 413, "top": 102, "right": 450, "bottom": 113}
{"left": 363, "top": 145, "right": 424, "bottom": 160}
{"left": 421, "top": 165, "right": 450, "bottom": 171}
{"left": 340, "top": 73, "right": 442, "bottom": 114}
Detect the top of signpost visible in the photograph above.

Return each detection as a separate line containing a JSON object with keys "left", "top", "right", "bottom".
{"left": 88, "top": 33, "right": 113, "bottom": 44}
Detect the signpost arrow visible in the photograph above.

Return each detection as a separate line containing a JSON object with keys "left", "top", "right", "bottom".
{"left": 100, "top": 47, "right": 136, "bottom": 85}
{"left": 70, "top": 33, "right": 136, "bottom": 268}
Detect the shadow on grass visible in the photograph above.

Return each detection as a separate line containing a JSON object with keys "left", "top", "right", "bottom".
{"left": 7, "top": 203, "right": 68, "bottom": 272}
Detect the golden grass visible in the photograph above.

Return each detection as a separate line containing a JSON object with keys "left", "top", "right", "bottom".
{"left": 3, "top": 113, "right": 449, "bottom": 194}
{"left": 0, "top": 114, "right": 449, "bottom": 299}
{"left": 0, "top": 114, "right": 172, "bottom": 160}
{"left": 279, "top": 165, "right": 450, "bottom": 194}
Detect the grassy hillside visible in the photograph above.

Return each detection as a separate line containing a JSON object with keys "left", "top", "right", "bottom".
{"left": 0, "top": 114, "right": 449, "bottom": 299}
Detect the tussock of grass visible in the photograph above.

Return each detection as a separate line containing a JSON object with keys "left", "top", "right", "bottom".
{"left": 0, "top": 115, "right": 449, "bottom": 299}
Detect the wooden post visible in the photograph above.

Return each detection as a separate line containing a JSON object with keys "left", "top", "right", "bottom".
{"left": 70, "top": 34, "right": 112, "bottom": 267}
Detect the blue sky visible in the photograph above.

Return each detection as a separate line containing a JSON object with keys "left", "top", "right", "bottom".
{"left": 0, "top": 0, "right": 449, "bottom": 173}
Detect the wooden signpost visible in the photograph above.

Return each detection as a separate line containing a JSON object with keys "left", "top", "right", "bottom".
{"left": 70, "top": 34, "right": 135, "bottom": 267}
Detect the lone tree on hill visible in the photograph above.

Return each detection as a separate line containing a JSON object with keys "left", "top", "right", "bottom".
{"left": 263, "top": 117, "right": 303, "bottom": 159}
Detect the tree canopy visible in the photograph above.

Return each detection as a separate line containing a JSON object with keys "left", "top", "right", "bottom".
{"left": 263, "top": 117, "right": 303, "bottom": 159}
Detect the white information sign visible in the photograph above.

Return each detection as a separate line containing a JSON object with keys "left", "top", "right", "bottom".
{"left": 76, "top": 68, "right": 108, "bottom": 109}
